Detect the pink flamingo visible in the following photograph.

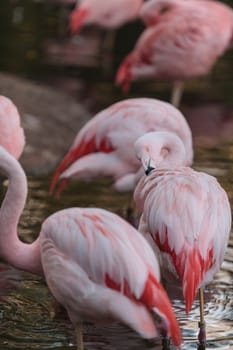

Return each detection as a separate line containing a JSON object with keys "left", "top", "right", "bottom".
{"left": 0, "top": 146, "right": 181, "bottom": 350}
{"left": 50, "top": 97, "right": 193, "bottom": 195}
{"left": 0, "top": 95, "right": 25, "bottom": 159}
{"left": 69, "top": 0, "right": 144, "bottom": 73}
{"left": 133, "top": 131, "right": 231, "bottom": 349}
{"left": 69, "top": 0, "right": 143, "bottom": 34}
{"left": 116, "top": 0, "right": 233, "bottom": 107}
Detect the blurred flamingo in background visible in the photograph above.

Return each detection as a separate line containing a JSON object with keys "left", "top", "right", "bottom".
{"left": 0, "top": 95, "right": 25, "bottom": 159}
{"left": 69, "top": 0, "right": 143, "bottom": 34}
{"left": 133, "top": 131, "right": 231, "bottom": 349}
{"left": 69, "top": 0, "right": 144, "bottom": 73}
{"left": 116, "top": 0, "right": 233, "bottom": 107}
{"left": 0, "top": 145, "right": 181, "bottom": 350}
{"left": 49, "top": 98, "right": 193, "bottom": 196}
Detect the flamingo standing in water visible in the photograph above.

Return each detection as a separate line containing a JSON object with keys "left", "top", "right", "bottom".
{"left": 50, "top": 98, "right": 193, "bottom": 195}
{"left": 133, "top": 131, "right": 231, "bottom": 349}
{"left": 0, "top": 95, "right": 25, "bottom": 159}
{"left": 69, "top": 0, "right": 143, "bottom": 34}
{"left": 0, "top": 146, "right": 181, "bottom": 350}
{"left": 116, "top": 0, "right": 233, "bottom": 107}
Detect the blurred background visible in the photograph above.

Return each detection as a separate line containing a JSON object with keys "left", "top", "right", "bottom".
{"left": 0, "top": 1, "right": 232, "bottom": 350}
{"left": 1, "top": 0, "right": 233, "bottom": 108}
{"left": 1, "top": 0, "right": 233, "bottom": 174}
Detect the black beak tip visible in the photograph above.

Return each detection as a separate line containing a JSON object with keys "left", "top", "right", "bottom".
{"left": 145, "top": 166, "right": 155, "bottom": 176}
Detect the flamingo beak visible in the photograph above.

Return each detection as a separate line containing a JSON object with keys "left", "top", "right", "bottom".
{"left": 145, "top": 164, "right": 155, "bottom": 176}
{"left": 69, "top": 8, "right": 88, "bottom": 35}
{"left": 115, "top": 57, "right": 133, "bottom": 93}
{"left": 142, "top": 158, "right": 155, "bottom": 175}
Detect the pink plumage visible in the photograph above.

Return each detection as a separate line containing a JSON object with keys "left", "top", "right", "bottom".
{"left": 0, "top": 145, "right": 181, "bottom": 348}
{"left": 116, "top": 0, "right": 233, "bottom": 92}
{"left": 50, "top": 98, "right": 193, "bottom": 195}
{"left": 69, "top": 0, "right": 143, "bottom": 34}
{"left": 0, "top": 95, "right": 25, "bottom": 159}
{"left": 133, "top": 131, "right": 231, "bottom": 314}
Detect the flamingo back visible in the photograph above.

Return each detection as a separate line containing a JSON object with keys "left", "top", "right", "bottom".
{"left": 0, "top": 96, "right": 25, "bottom": 159}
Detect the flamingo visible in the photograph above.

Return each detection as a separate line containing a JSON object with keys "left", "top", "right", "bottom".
{"left": 49, "top": 97, "right": 193, "bottom": 195}
{"left": 69, "top": 0, "right": 143, "bottom": 34}
{"left": 116, "top": 0, "right": 233, "bottom": 107}
{"left": 0, "top": 146, "right": 181, "bottom": 350}
{"left": 69, "top": 0, "right": 144, "bottom": 74}
{"left": 0, "top": 95, "right": 25, "bottom": 159}
{"left": 133, "top": 131, "right": 232, "bottom": 349}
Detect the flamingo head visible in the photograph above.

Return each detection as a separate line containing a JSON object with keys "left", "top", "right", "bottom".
{"left": 134, "top": 131, "right": 186, "bottom": 174}
{"left": 69, "top": 7, "right": 89, "bottom": 35}
{"left": 115, "top": 54, "right": 134, "bottom": 93}
{"left": 141, "top": 272, "right": 182, "bottom": 349}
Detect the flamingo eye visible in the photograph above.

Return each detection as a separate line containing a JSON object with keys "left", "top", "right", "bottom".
{"left": 161, "top": 147, "right": 169, "bottom": 158}
{"left": 159, "top": 5, "right": 170, "bottom": 14}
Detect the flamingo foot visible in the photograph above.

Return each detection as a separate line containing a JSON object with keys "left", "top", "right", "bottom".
{"left": 162, "top": 337, "right": 171, "bottom": 350}
{"left": 197, "top": 321, "right": 206, "bottom": 350}
{"left": 125, "top": 206, "right": 139, "bottom": 228}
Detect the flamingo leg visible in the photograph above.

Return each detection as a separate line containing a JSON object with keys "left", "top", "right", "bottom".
{"left": 75, "top": 322, "right": 84, "bottom": 350}
{"left": 124, "top": 193, "right": 139, "bottom": 228}
{"left": 197, "top": 287, "right": 206, "bottom": 350}
{"left": 162, "top": 337, "right": 171, "bottom": 350}
{"left": 171, "top": 81, "right": 184, "bottom": 108}
{"left": 101, "top": 30, "right": 116, "bottom": 77}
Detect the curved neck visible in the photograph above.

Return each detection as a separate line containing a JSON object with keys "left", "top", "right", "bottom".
{"left": 160, "top": 134, "right": 186, "bottom": 169}
{"left": 0, "top": 148, "right": 42, "bottom": 275}
{"left": 135, "top": 131, "right": 187, "bottom": 172}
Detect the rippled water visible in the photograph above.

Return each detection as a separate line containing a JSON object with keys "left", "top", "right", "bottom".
{"left": 0, "top": 1, "right": 233, "bottom": 349}
{"left": 0, "top": 141, "right": 232, "bottom": 350}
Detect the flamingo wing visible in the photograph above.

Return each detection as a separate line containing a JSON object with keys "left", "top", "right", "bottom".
{"left": 118, "top": 0, "right": 233, "bottom": 83}
{"left": 40, "top": 207, "right": 181, "bottom": 346}
{"left": 49, "top": 113, "right": 116, "bottom": 193}
{"left": 41, "top": 235, "right": 158, "bottom": 339}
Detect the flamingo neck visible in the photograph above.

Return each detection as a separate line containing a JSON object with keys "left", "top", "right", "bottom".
{"left": 0, "top": 150, "right": 42, "bottom": 275}
{"left": 160, "top": 134, "right": 186, "bottom": 169}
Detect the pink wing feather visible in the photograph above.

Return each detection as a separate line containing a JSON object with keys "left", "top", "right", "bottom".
{"left": 50, "top": 98, "right": 193, "bottom": 194}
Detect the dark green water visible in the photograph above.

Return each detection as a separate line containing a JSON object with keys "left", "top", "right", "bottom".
{"left": 0, "top": 0, "right": 233, "bottom": 349}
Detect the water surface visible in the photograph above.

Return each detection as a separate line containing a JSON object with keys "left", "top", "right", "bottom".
{"left": 0, "top": 142, "right": 232, "bottom": 350}
{"left": 0, "top": 1, "right": 232, "bottom": 349}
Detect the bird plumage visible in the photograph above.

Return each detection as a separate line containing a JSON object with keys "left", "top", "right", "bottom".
{"left": 50, "top": 98, "right": 193, "bottom": 194}
{"left": 0, "top": 95, "right": 25, "bottom": 159}
{"left": 116, "top": 0, "right": 233, "bottom": 94}
{"left": 69, "top": 0, "right": 143, "bottom": 33}
{"left": 133, "top": 132, "right": 231, "bottom": 314}
{"left": 0, "top": 146, "right": 181, "bottom": 347}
